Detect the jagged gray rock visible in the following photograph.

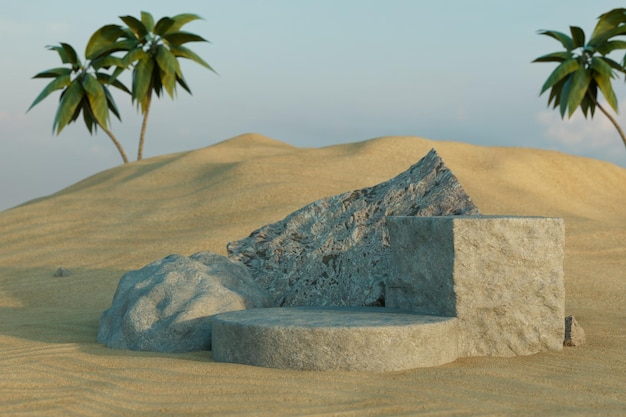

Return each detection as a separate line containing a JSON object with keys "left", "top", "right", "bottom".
{"left": 227, "top": 149, "right": 480, "bottom": 307}
{"left": 97, "top": 252, "right": 272, "bottom": 353}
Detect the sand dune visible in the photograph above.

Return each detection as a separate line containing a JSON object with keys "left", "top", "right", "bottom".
{"left": 1, "top": 133, "right": 625, "bottom": 416}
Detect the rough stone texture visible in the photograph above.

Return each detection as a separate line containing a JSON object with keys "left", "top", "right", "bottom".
{"left": 227, "top": 149, "right": 479, "bottom": 307}
{"left": 97, "top": 252, "right": 272, "bottom": 353}
{"left": 211, "top": 307, "right": 459, "bottom": 371}
{"left": 564, "top": 315, "right": 586, "bottom": 346}
{"left": 386, "top": 216, "right": 565, "bottom": 357}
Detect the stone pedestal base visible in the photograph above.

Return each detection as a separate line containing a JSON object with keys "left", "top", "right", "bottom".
{"left": 386, "top": 216, "right": 565, "bottom": 357}
{"left": 211, "top": 307, "right": 458, "bottom": 371}
{"left": 212, "top": 216, "right": 566, "bottom": 371}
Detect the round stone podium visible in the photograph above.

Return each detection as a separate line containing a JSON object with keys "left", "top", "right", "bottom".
{"left": 210, "top": 307, "right": 458, "bottom": 371}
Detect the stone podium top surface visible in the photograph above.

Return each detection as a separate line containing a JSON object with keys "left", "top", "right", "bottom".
{"left": 212, "top": 307, "right": 454, "bottom": 328}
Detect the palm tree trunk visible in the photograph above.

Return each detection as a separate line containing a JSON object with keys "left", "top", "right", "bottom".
{"left": 137, "top": 89, "right": 153, "bottom": 161}
{"left": 589, "top": 93, "right": 626, "bottom": 151}
{"left": 100, "top": 123, "right": 129, "bottom": 164}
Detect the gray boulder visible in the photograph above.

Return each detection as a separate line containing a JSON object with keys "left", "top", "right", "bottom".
{"left": 227, "top": 149, "right": 480, "bottom": 307}
{"left": 97, "top": 252, "right": 272, "bottom": 353}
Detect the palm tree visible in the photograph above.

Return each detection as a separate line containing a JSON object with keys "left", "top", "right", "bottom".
{"left": 28, "top": 42, "right": 131, "bottom": 163}
{"left": 89, "top": 11, "right": 216, "bottom": 160}
{"left": 533, "top": 9, "right": 626, "bottom": 151}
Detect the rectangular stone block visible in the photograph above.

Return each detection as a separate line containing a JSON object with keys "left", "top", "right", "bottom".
{"left": 386, "top": 216, "right": 565, "bottom": 357}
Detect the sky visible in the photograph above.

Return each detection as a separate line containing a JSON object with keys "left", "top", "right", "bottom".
{"left": 2, "top": 0, "right": 626, "bottom": 211}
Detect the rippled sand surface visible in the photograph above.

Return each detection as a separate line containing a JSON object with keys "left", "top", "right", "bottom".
{"left": 1, "top": 134, "right": 625, "bottom": 416}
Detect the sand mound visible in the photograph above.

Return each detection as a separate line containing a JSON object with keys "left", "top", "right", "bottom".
{"left": 1, "top": 133, "right": 625, "bottom": 416}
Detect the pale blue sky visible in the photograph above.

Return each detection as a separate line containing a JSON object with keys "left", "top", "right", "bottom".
{"left": 2, "top": 0, "right": 626, "bottom": 211}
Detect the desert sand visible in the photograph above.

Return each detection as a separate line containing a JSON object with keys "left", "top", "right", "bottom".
{"left": 1, "top": 133, "right": 625, "bottom": 416}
